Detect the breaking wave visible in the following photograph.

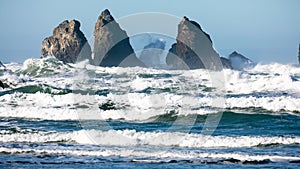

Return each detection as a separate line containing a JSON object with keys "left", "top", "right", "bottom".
{"left": 1, "top": 129, "right": 299, "bottom": 148}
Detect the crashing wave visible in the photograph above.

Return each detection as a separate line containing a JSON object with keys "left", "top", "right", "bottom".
{"left": 19, "top": 56, "right": 73, "bottom": 77}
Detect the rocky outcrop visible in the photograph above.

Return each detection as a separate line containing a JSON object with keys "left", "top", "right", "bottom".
{"left": 220, "top": 57, "right": 232, "bottom": 69}
{"left": 93, "top": 9, "right": 145, "bottom": 67}
{"left": 229, "top": 51, "right": 254, "bottom": 70}
{"left": 139, "top": 39, "right": 166, "bottom": 67}
{"left": 0, "top": 80, "right": 4, "bottom": 89}
{"left": 41, "top": 20, "right": 92, "bottom": 63}
{"left": 298, "top": 44, "right": 300, "bottom": 64}
{"left": 166, "top": 16, "right": 221, "bottom": 70}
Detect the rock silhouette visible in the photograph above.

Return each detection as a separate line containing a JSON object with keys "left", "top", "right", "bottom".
{"left": 0, "top": 61, "right": 6, "bottom": 70}
{"left": 229, "top": 51, "right": 254, "bottom": 70}
{"left": 220, "top": 57, "right": 232, "bottom": 69}
{"left": 0, "top": 80, "right": 4, "bottom": 89}
{"left": 298, "top": 44, "right": 300, "bottom": 64}
{"left": 41, "top": 20, "right": 92, "bottom": 63}
{"left": 166, "top": 16, "right": 221, "bottom": 70}
{"left": 139, "top": 39, "right": 166, "bottom": 67}
{"left": 93, "top": 9, "right": 145, "bottom": 67}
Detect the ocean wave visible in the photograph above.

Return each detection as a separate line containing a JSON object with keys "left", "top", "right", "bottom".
{"left": 0, "top": 84, "right": 73, "bottom": 97}
{"left": 1, "top": 146, "right": 299, "bottom": 164}
{"left": 19, "top": 57, "right": 73, "bottom": 77}
{"left": 1, "top": 59, "right": 299, "bottom": 98}
{"left": 0, "top": 91, "right": 299, "bottom": 122}
{"left": 1, "top": 129, "right": 299, "bottom": 148}
{"left": 1, "top": 59, "right": 300, "bottom": 123}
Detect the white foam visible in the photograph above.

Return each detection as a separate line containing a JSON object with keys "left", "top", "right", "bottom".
{"left": 1, "top": 60, "right": 300, "bottom": 122}
{"left": 224, "top": 69, "right": 300, "bottom": 94}
{"left": 0, "top": 91, "right": 300, "bottom": 121}
{"left": 70, "top": 130, "right": 300, "bottom": 148}
{"left": 225, "top": 96, "right": 300, "bottom": 112}
{"left": 1, "top": 129, "right": 299, "bottom": 149}
{"left": 0, "top": 146, "right": 299, "bottom": 162}
{"left": 247, "top": 62, "right": 300, "bottom": 75}
{"left": 21, "top": 57, "right": 72, "bottom": 76}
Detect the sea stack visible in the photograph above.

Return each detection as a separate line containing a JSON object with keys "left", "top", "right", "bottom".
{"left": 166, "top": 16, "right": 221, "bottom": 70}
{"left": 228, "top": 51, "right": 254, "bottom": 70}
{"left": 41, "top": 20, "right": 92, "bottom": 63}
{"left": 139, "top": 39, "right": 166, "bottom": 67}
{"left": 220, "top": 57, "right": 232, "bottom": 69}
{"left": 0, "top": 80, "right": 4, "bottom": 89}
{"left": 93, "top": 9, "right": 145, "bottom": 67}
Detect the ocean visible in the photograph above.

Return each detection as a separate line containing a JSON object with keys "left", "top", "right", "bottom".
{"left": 0, "top": 57, "right": 300, "bottom": 168}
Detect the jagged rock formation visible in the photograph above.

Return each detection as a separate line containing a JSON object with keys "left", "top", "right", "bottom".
{"left": 139, "top": 39, "right": 166, "bottom": 67}
{"left": 0, "top": 80, "right": 4, "bottom": 89}
{"left": 220, "top": 57, "right": 232, "bottom": 69}
{"left": 166, "top": 16, "right": 221, "bottom": 70}
{"left": 41, "top": 20, "right": 92, "bottom": 63}
{"left": 93, "top": 9, "right": 145, "bottom": 67}
{"left": 298, "top": 44, "right": 300, "bottom": 64}
{"left": 229, "top": 51, "right": 254, "bottom": 70}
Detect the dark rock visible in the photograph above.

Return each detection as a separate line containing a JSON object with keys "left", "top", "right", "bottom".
{"left": 139, "top": 39, "right": 166, "bottom": 67}
{"left": 93, "top": 9, "right": 145, "bottom": 67}
{"left": 0, "top": 80, "right": 4, "bottom": 89}
{"left": 0, "top": 61, "right": 6, "bottom": 70}
{"left": 229, "top": 51, "right": 254, "bottom": 70}
{"left": 41, "top": 20, "right": 92, "bottom": 63}
{"left": 220, "top": 57, "right": 232, "bottom": 69}
{"left": 166, "top": 16, "right": 221, "bottom": 70}
{"left": 298, "top": 44, "right": 300, "bottom": 64}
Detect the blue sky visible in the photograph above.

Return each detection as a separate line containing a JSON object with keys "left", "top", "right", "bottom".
{"left": 0, "top": 0, "right": 299, "bottom": 64}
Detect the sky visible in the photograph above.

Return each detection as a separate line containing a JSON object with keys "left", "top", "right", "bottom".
{"left": 0, "top": 0, "right": 299, "bottom": 64}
